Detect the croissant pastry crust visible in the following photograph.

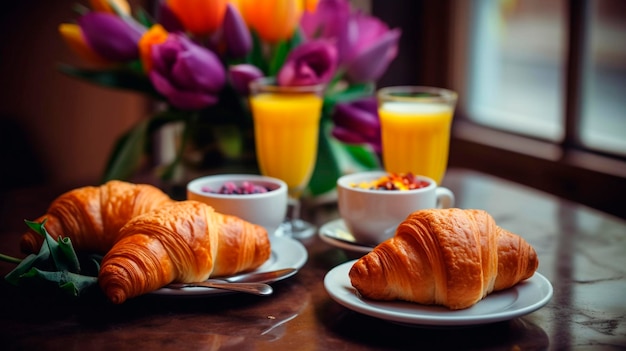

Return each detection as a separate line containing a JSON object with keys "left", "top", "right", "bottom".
{"left": 20, "top": 180, "right": 173, "bottom": 254}
{"left": 349, "top": 208, "right": 538, "bottom": 310}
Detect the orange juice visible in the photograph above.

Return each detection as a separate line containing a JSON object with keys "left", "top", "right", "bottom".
{"left": 379, "top": 101, "right": 454, "bottom": 184}
{"left": 250, "top": 93, "right": 323, "bottom": 194}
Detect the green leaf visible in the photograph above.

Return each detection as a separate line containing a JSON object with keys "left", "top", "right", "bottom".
{"left": 343, "top": 144, "right": 381, "bottom": 169}
{"left": 58, "top": 64, "right": 161, "bottom": 98}
{"left": 325, "top": 82, "right": 375, "bottom": 106}
{"left": 247, "top": 31, "right": 269, "bottom": 74}
{"left": 134, "top": 6, "right": 154, "bottom": 27}
{"left": 4, "top": 220, "right": 100, "bottom": 298}
{"left": 102, "top": 118, "right": 150, "bottom": 182}
{"left": 268, "top": 41, "right": 290, "bottom": 77}
{"left": 212, "top": 125, "right": 243, "bottom": 159}
{"left": 57, "top": 237, "right": 81, "bottom": 273}
{"left": 308, "top": 122, "right": 341, "bottom": 196}
{"left": 22, "top": 268, "right": 98, "bottom": 297}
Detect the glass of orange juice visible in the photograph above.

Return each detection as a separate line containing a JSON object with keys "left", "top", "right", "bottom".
{"left": 377, "top": 86, "right": 457, "bottom": 184}
{"left": 249, "top": 77, "right": 325, "bottom": 238}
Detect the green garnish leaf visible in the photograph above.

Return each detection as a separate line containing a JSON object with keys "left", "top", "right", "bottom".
{"left": 4, "top": 219, "right": 101, "bottom": 297}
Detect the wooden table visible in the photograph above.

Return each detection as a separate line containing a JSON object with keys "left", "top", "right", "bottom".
{"left": 1, "top": 168, "right": 624, "bottom": 350}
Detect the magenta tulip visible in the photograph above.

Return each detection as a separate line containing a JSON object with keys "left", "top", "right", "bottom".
{"left": 229, "top": 64, "right": 264, "bottom": 95}
{"left": 331, "top": 97, "right": 381, "bottom": 153}
{"left": 77, "top": 12, "right": 145, "bottom": 62}
{"left": 277, "top": 40, "right": 338, "bottom": 87}
{"left": 148, "top": 34, "right": 226, "bottom": 110}
{"left": 301, "top": 0, "right": 400, "bottom": 83}
{"left": 341, "top": 11, "right": 401, "bottom": 83}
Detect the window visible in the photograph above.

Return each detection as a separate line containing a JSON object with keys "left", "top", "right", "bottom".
{"left": 458, "top": 0, "right": 626, "bottom": 158}
{"left": 466, "top": 0, "right": 566, "bottom": 142}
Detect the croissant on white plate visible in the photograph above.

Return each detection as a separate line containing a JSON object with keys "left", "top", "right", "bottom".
{"left": 349, "top": 208, "right": 538, "bottom": 310}
{"left": 98, "top": 200, "right": 270, "bottom": 304}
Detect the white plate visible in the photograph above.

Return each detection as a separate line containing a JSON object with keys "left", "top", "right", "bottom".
{"left": 152, "top": 236, "right": 308, "bottom": 296}
{"left": 318, "top": 219, "right": 374, "bottom": 253}
{"left": 324, "top": 260, "right": 553, "bottom": 327}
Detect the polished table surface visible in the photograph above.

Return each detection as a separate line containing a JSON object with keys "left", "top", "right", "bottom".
{"left": 0, "top": 168, "right": 624, "bottom": 350}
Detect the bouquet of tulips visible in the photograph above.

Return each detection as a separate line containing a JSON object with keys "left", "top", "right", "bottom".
{"left": 59, "top": 0, "right": 400, "bottom": 196}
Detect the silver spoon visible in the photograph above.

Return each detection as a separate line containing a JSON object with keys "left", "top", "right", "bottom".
{"left": 166, "top": 281, "right": 273, "bottom": 295}
{"left": 221, "top": 268, "right": 297, "bottom": 284}
{"left": 164, "top": 268, "right": 298, "bottom": 295}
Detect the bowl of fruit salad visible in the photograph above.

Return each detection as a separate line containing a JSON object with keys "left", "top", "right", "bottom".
{"left": 187, "top": 174, "right": 288, "bottom": 236}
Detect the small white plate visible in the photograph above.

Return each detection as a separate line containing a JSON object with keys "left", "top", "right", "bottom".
{"left": 152, "top": 236, "right": 308, "bottom": 296}
{"left": 324, "top": 260, "right": 553, "bottom": 327}
{"left": 318, "top": 219, "right": 374, "bottom": 253}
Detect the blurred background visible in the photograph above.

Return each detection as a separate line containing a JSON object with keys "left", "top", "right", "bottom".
{"left": 1, "top": 0, "right": 625, "bottom": 218}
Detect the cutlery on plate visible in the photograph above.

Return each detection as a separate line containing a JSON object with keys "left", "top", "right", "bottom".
{"left": 219, "top": 268, "right": 297, "bottom": 284}
{"left": 164, "top": 268, "right": 298, "bottom": 295}
{"left": 166, "top": 281, "right": 273, "bottom": 296}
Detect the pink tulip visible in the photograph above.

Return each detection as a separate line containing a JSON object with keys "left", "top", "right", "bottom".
{"left": 277, "top": 40, "right": 338, "bottom": 87}
{"left": 301, "top": 0, "right": 400, "bottom": 83}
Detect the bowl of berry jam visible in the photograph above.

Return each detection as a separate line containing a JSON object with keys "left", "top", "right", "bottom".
{"left": 187, "top": 174, "right": 288, "bottom": 235}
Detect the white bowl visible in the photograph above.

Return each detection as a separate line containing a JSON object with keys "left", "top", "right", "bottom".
{"left": 337, "top": 171, "right": 454, "bottom": 246}
{"left": 187, "top": 174, "right": 288, "bottom": 235}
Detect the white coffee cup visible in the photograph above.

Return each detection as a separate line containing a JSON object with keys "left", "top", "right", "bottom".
{"left": 337, "top": 171, "right": 454, "bottom": 246}
{"left": 187, "top": 174, "right": 288, "bottom": 235}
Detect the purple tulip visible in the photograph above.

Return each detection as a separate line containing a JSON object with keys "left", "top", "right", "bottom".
{"left": 277, "top": 40, "right": 338, "bottom": 87}
{"left": 222, "top": 3, "right": 252, "bottom": 58}
{"left": 300, "top": 0, "right": 400, "bottom": 83}
{"left": 148, "top": 34, "right": 226, "bottom": 110}
{"left": 331, "top": 97, "right": 381, "bottom": 153}
{"left": 229, "top": 64, "right": 264, "bottom": 95}
{"left": 78, "top": 12, "right": 145, "bottom": 62}
{"left": 300, "top": 0, "right": 350, "bottom": 41}
{"left": 341, "top": 11, "right": 401, "bottom": 83}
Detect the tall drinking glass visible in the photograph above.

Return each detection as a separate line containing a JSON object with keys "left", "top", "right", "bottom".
{"left": 249, "top": 78, "right": 325, "bottom": 239}
{"left": 377, "top": 86, "right": 457, "bottom": 185}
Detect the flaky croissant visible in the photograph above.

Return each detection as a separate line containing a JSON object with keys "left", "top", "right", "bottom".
{"left": 349, "top": 209, "right": 538, "bottom": 310}
{"left": 98, "top": 200, "right": 270, "bottom": 304}
{"left": 20, "top": 180, "right": 174, "bottom": 254}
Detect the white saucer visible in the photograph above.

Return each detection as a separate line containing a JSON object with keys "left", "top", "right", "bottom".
{"left": 324, "top": 260, "right": 553, "bottom": 327}
{"left": 152, "top": 236, "right": 307, "bottom": 297}
{"left": 318, "top": 219, "right": 374, "bottom": 253}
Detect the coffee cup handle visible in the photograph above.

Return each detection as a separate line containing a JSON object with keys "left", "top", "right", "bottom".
{"left": 435, "top": 187, "right": 455, "bottom": 208}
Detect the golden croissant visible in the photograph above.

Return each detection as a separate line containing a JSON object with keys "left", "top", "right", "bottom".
{"left": 20, "top": 180, "right": 174, "bottom": 254}
{"left": 349, "top": 209, "right": 538, "bottom": 310}
{"left": 98, "top": 200, "right": 270, "bottom": 304}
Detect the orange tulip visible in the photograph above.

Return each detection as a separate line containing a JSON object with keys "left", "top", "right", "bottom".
{"left": 238, "top": 0, "right": 304, "bottom": 43}
{"left": 166, "top": 0, "right": 229, "bottom": 37}
{"left": 139, "top": 24, "right": 169, "bottom": 72}
{"left": 304, "top": 0, "right": 319, "bottom": 12}
{"left": 89, "top": 0, "right": 131, "bottom": 16}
